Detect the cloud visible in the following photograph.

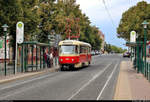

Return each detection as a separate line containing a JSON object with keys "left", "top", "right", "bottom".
{"left": 76, "top": 0, "right": 150, "bottom": 26}
{"left": 76, "top": 0, "right": 150, "bottom": 49}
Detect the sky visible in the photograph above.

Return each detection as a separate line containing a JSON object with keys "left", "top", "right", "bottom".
{"left": 76, "top": 0, "right": 150, "bottom": 49}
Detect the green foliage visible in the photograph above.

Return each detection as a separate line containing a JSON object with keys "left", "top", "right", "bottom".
{"left": 117, "top": 1, "right": 150, "bottom": 41}
{"left": 105, "top": 44, "right": 126, "bottom": 53}
{"left": 0, "top": 0, "right": 102, "bottom": 50}
{"left": 0, "top": 0, "right": 40, "bottom": 43}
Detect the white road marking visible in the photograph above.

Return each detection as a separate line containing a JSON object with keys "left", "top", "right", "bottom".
{"left": 0, "top": 72, "right": 58, "bottom": 91}
{"left": 0, "top": 83, "right": 38, "bottom": 99}
{"left": 68, "top": 62, "right": 113, "bottom": 100}
{"left": 0, "top": 61, "right": 108, "bottom": 100}
{"left": 96, "top": 62, "right": 119, "bottom": 100}
{"left": 0, "top": 72, "right": 60, "bottom": 99}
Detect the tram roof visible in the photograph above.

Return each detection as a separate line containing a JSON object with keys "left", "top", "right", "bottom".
{"left": 59, "top": 40, "right": 91, "bottom": 47}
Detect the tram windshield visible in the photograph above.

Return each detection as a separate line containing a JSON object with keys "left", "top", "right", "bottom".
{"left": 59, "top": 45, "right": 78, "bottom": 54}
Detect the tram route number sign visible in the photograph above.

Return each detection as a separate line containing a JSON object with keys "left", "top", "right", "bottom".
{"left": 16, "top": 21, "right": 24, "bottom": 44}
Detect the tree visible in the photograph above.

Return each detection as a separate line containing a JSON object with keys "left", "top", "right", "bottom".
{"left": 37, "top": 0, "right": 56, "bottom": 43}
{"left": 0, "top": 0, "right": 40, "bottom": 42}
{"left": 0, "top": 0, "right": 40, "bottom": 59}
{"left": 106, "top": 44, "right": 126, "bottom": 53}
{"left": 117, "top": 1, "right": 150, "bottom": 41}
{"left": 0, "top": 0, "right": 103, "bottom": 53}
{"left": 20, "top": 0, "right": 41, "bottom": 41}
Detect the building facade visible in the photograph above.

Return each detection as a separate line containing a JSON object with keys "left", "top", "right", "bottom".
{"left": 98, "top": 30, "right": 105, "bottom": 53}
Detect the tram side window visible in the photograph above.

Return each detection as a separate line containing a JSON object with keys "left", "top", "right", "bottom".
{"left": 80, "top": 46, "right": 88, "bottom": 54}
{"left": 80, "top": 46, "right": 84, "bottom": 54}
{"left": 88, "top": 47, "right": 91, "bottom": 53}
{"left": 85, "top": 47, "right": 87, "bottom": 53}
{"left": 75, "top": 45, "right": 78, "bottom": 54}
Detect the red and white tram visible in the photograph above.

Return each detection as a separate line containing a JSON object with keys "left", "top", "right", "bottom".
{"left": 58, "top": 40, "right": 92, "bottom": 70}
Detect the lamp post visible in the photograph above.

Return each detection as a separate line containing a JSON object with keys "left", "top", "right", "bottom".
{"left": 142, "top": 20, "right": 149, "bottom": 74}
{"left": 2, "top": 24, "right": 8, "bottom": 76}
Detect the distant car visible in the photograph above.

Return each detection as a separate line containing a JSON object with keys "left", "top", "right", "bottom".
{"left": 95, "top": 51, "right": 99, "bottom": 55}
{"left": 123, "top": 52, "right": 131, "bottom": 58}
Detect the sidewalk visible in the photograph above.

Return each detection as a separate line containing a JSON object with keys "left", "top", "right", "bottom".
{"left": 0, "top": 66, "right": 60, "bottom": 84}
{"left": 114, "top": 61, "right": 150, "bottom": 100}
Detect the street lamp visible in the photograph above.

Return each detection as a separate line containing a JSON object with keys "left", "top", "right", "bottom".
{"left": 2, "top": 24, "right": 9, "bottom": 76}
{"left": 142, "top": 20, "right": 149, "bottom": 73}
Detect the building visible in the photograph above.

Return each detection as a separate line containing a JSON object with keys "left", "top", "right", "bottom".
{"left": 98, "top": 30, "right": 105, "bottom": 53}
{"left": 0, "top": 36, "right": 10, "bottom": 62}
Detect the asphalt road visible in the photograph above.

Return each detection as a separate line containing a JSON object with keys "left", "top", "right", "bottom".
{"left": 0, "top": 54, "right": 128, "bottom": 100}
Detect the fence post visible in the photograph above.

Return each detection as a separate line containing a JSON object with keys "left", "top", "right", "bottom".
{"left": 146, "top": 63, "right": 147, "bottom": 79}
{"left": 146, "top": 63, "right": 147, "bottom": 78}
{"left": 21, "top": 44, "right": 24, "bottom": 72}
{"left": 32, "top": 45, "right": 34, "bottom": 71}
{"left": 24, "top": 44, "right": 27, "bottom": 72}
{"left": 43, "top": 47, "right": 45, "bottom": 68}
{"left": 149, "top": 64, "right": 150, "bottom": 82}
{"left": 147, "top": 63, "right": 148, "bottom": 78}
{"left": 36, "top": 45, "right": 38, "bottom": 70}
{"left": 144, "top": 61, "right": 146, "bottom": 77}
{"left": 148, "top": 63, "right": 149, "bottom": 80}
{"left": 148, "top": 64, "right": 150, "bottom": 81}
{"left": 137, "top": 44, "right": 140, "bottom": 73}
{"left": 40, "top": 47, "right": 41, "bottom": 69}
{"left": 147, "top": 63, "right": 148, "bottom": 79}
{"left": 133, "top": 47, "right": 137, "bottom": 69}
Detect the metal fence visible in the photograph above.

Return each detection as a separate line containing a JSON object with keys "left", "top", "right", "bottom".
{"left": 133, "top": 42, "right": 150, "bottom": 82}
{"left": 0, "top": 41, "right": 59, "bottom": 76}
{"left": 0, "top": 37, "right": 15, "bottom": 76}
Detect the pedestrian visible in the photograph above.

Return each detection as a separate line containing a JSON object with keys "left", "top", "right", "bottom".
{"left": 53, "top": 48, "right": 56, "bottom": 66}
{"left": 50, "top": 51, "right": 53, "bottom": 67}
{"left": 55, "top": 48, "right": 59, "bottom": 66}
{"left": 47, "top": 53, "right": 51, "bottom": 68}
{"left": 43, "top": 51, "right": 47, "bottom": 68}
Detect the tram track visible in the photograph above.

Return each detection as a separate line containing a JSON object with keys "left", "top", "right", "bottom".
{"left": 0, "top": 54, "right": 122, "bottom": 100}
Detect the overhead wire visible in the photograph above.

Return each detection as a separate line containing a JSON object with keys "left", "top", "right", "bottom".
{"left": 101, "top": 0, "right": 115, "bottom": 28}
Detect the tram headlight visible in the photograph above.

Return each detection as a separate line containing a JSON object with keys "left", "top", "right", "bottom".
{"left": 61, "top": 59, "right": 63, "bottom": 61}
{"left": 72, "top": 59, "right": 74, "bottom": 61}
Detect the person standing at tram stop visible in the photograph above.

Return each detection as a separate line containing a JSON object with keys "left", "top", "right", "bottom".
{"left": 50, "top": 51, "right": 53, "bottom": 67}
{"left": 53, "top": 48, "right": 58, "bottom": 66}
{"left": 43, "top": 50, "right": 47, "bottom": 67}
{"left": 46, "top": 52, "right": 51, "bottom": 68}
{"left": 44, "top": 49, "right": 51, "bottom": 68}
{"left": 55, "top": 48, "right": 59, "bottom": 66}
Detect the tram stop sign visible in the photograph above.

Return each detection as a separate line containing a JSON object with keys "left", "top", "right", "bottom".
{"left": 130, "top": 31, "right": 136, "bottom": 42}
{"left": 16, "top": 21, "right": 24, "bottom": 44}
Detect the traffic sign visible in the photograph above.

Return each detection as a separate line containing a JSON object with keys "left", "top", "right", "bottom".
{"left": 16, "top": 21, "right": 24, "bottom": 44}
{"left": 130, "top": 31, "right": 136, "bottom": 42}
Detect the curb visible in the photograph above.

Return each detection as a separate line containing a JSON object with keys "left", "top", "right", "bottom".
{"left": 114, "top": 61, "right": 132, "bottom": 100}
{"left": 0, "top": 66, "right": 60, "bottom": 84}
